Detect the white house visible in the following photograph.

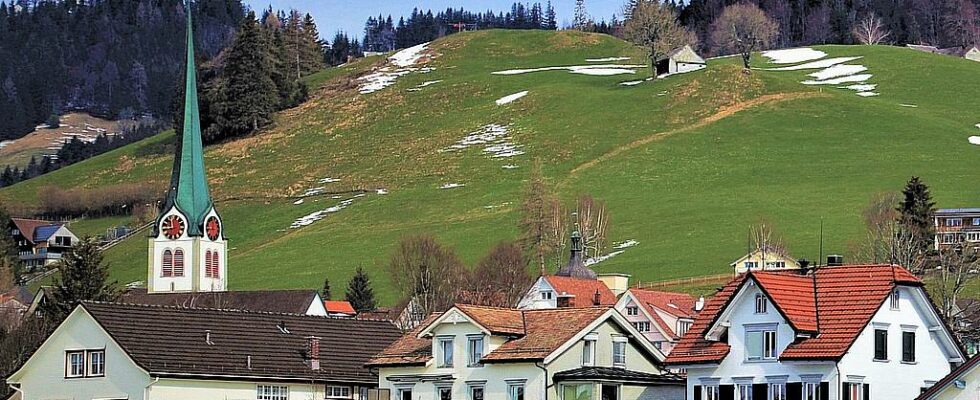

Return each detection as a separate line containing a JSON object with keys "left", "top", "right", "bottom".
{"left": 614, "top": 289, "right": 703, "bottom": 355}
{"left": 6, "top": 301, "right": 402, "bottom": 400}
{"left": 665, "top": 264, "right": 965, "bottom": 400}
{"left": 655, "top": 45, "right": 706, "bottom": 77}
{"left": 518, "top": 233, "right": 618, "bottom": 310}
{"left": 730, "top": 247, "right": 800, "bottom": 275}
{"left": 367, "top": 304, "right": 685, "bottom": 400}
{"left": 916, "top": 353, "right": 980, "bottom": 399}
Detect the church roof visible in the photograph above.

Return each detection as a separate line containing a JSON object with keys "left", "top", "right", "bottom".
{"left": 555, "top": 231, "right": 598, "bottom": 279}
{"left": 158, "top": 3, "right": 212, "bottom": 236}
{"left": 119, "top": 288, "right": 320, "bottom": 315}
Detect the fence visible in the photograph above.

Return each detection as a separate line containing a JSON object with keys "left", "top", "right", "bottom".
{"left": 633, "top": 273, "right": 732, "bottom": 290}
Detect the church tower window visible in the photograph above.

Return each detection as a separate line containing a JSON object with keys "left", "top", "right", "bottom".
{"left": 173, "top": 249, "right": 185, "bottom": 277}
{"left": 162, "top": 250, "right": 174, "bottom": 277}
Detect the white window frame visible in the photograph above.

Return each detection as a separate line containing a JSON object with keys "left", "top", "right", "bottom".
{"left": 541, "top": 290, "right": 553, "bottom": 300}
{"left": 467, "top": 335, "right": 484, "bottom": 367}
{"left": 632, "top": 321, "right": 650, "bottom": 332}
{"left": 257, "top": 385, "right": 288, "bottom": 400}
{"left": 612, "top": 336, "right": 627, "bottom": 367}
{"left": 802, "top": 382, "right": 820, "bottom": 400}
{"left": 768, "top": 383, "right": 786, "bottom": 400}
{"left": 677, "top": 320, "right": 692, "bottom": 336}
{"left": 890, "top": 289, "right": 900, "bottom": 310}
{"left": 437, "top": 336, "right": 454, "bottom": 368}
{"left": 560, "top": 383, "right": 594, "bottom": 400}
{"left": 947, "top": 218, "right": 963, "bottom": 227}
{"left": 396, "top": 386, "right": 414, "bottom": 400}
{"left": 735, "top": 383, "right": 753, "bottom": 400}
{"left": 437, "top": 386, "right": 452, "bottom": 400}
{"left": 755, "top": 293, "right": 767, "bottom": 314}
{"left": 65, "top": 350, "right": 85, "bottom": 378}
{"left": 507, "top": 381, "right": 525, "bottom": 400}
{"left": 744, "top": 261, "right": 758, "bottom": 270}
{"left": 468, "top": 384, "right": 485, "bottom": 400}
{"left": 745, "top": 323, "right": 778, "bottom": 361}
{"left": 702, "top": 385, "right": 720, "bottom": 400}
{"left": 87, "top": 350, "right": 105, "bottom": 377}
{"left": 582, "top": 335, "right": 597, "bottom": 366}
{"left": 327, "top": 386, "right": 352, "bottom": 399}
{"left": 626, "top": 306, "right": 638, "bottom": 316}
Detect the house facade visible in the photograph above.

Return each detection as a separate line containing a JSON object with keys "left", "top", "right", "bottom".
{"left": 655, "top": 45, "right": 706, "bottom": 77}
{"left": 666, "top": 264, "right": 965, "bottom": 400}
{"left": 933, "top": 208, "right": 980, "bottom": 250}
{"left": 916, "top": 352, "right": 980, "bottom": 400}
{"left": 6, "top": 301, "right": 402, "bottom": 400}
{"left": 368, "top": 304, "right": 685, "bottom": 400}
{"left": 614, "top": 289, "right": 702, "bottom": 355}
{"left": 731, "top": 247, "right": 800, "bottom": 275}
{"left": 518, "top": 233, "right": 618, "bottom": 310}
{"left": 9, "top": 218, "right": 78, "bottom": 270}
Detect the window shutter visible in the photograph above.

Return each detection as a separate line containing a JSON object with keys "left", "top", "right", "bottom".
{"left": 752, "top": 384, "right": 767, "bottom": 400}
{"left": 903, "top": 331, "right": 915, "bottom": 362}
{"left": 862, "top": 384, "right": 870, "bottom": 400}
{"left": 787, "top": 383, "right": 802, "bottom": 400}
{"left": 842, "top": 383, "right": 850, "bottom": 400}
{"left": 719, "top": 385, "right": 734, "bottom": 400}
{"left": 819, "top": 382, "right": 829, "bottom": 400}
{"left": 693, "top": 386, "right": 702, "bottom": 400}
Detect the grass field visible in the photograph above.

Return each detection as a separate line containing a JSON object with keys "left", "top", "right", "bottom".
{"left": 3, "top": 31, "right": 980, "bottom": 305}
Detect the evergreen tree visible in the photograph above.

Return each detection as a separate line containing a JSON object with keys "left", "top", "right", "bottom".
{"left": 321, "top": 277, "right": 331, "bottom": 299}
{"left": 300, "top": 13, "right": 326, "bottom": 75}
{"left": 519, "top": 159, "right": 557, "bottom": 274}
{"left": 212, "top": 12, "right": 280, "bottom": 138}
{"left": 574, "top": 0, "right": 590, "bottom": 30}
{"left": 898, "top": 176, "right": 936, "bottom": 251}
{"left": 43, "top": 238, "right": 118, "bottom": 320}
{"left": 345, "top": 267, "right": 376, "bottom": 312}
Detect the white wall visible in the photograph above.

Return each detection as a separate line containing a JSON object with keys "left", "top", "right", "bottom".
{"left": 615, "top": 294, "right": 672, "bottom": 353}
{"left": 517, "top": 277, "right": 557, "bottom": 310}
{"left": 148, "top": 378, "right": 355, "bottom": 400}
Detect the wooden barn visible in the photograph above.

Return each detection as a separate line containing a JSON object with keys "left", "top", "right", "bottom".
{"left": 655, "top": 45, "right": 706, "bottom": 77}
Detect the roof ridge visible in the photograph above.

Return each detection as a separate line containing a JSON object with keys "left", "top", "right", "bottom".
{"left": 82, "top": 300, "right": 389, "bottom": 322}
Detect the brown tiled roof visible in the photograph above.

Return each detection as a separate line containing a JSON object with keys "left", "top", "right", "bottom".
{"left": 10, "top": 218, "right": 52, "bottom": 244}
{"left": 628, "top": 289, "right": 699, "bottom": 339}
{"left": 666, "top": 265, "right": 935, "bottom": 365}
{"left": 81, "top": 301, "right": 402, "bottom": 383}
{"left": 119, "top": 288, "right": 319, "bottom": 315}
{"left": 544, "top": 276, "right": 617, "bottom": 307}
{"left": 368, "top": 306, "right": 612, "bottom": 366}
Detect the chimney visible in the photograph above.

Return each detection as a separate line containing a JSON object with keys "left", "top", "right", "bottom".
{"left": 695, "top": 296, "right": 705, "bottom": 312}
{"left": 597, "top": 273, "right": 630, "bottom": 297}
{"left": 798, "top": 258, "right": 811, "bottom": 275}
{"left": 593, "top": 289, "right": 601, "bottom": 306}
{"left": 827, "top": 255, "right": 844, "bottom": 267}
{"left": 307, "top": 336, "right": 321, "bottom": 371}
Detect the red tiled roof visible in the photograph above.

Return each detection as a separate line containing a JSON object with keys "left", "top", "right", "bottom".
{"left": 544, "top": 275, "right": 616, "bottom": 307}
{"left": 368, "top": 306, "right": 612, "bottom": 366}
{"left": 628, "top": 289, "right": 700, "bottom": 339}
{"left": 666, "top": 265, "right": 927, "bottom": 365}
{"left": 325, "top": 301, "right": 356, "bottom": 315}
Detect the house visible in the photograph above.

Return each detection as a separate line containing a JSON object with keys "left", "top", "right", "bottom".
{"left": 731, "top": 247, "right": 801, "bottom": 274}
{"left": 655, "top": 45, "right": 706, "bottom": 77}
{"left": 950, "top": 299, "right": 980, "bottom": 357}
{"left": 0, "top": 286, "right": 32, "bottom": 323}
{"left": 666, "top": 263, "right": 965, "bottom": 400}
{"left": 326, "top": 300, "right": 357, "bottom": 317}
{"left": 965, "top": 47, "right": 980, "bottom": 62}
{"left": 9, "top": 218, "right": 78, "bottom": 271}
{"left": 916, "top": 354, "right": 980, "bottom": 399}
{"left": 614, "top": 289, "right": 704, "bottom": 355}
{"left": 933, "top": 208, "right": 980, "bottom": 250}
{"left": 366, "top": 304, "right": 685, "bottom": 400}
{"left": 5, "top": 301, "right": 403, "bottom": 400}
{"left": 118, "top": 287, "right": 329, "bottom": 315}
{"left": 518, "top": 232, "right": 618, "bottom": 310}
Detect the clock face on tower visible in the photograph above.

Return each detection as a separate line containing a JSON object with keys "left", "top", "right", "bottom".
{"left": 205, "top": 216, "right": 221, "bottom": 241}
{"left": 162, "top": 215, "right": 186, "bottom": 240}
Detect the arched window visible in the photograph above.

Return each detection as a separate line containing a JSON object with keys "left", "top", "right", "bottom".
{"left": 173, "top": 249, "right": 185, "bottom": 277}
{"left": 162, "top": 250, "right": 174, "bottom": 277}
{"left": 211, "top": 251, "right": 220, "bottom": 279}
{"left": 204, "top": 251, "right": 212, "bottom": 278}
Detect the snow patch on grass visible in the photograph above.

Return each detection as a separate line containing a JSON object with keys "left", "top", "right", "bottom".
{"left": 801, "top": 74, "right": 874, "bottom": 85}
{"left": 502, "top": 164, "right": 519, "bottom": 169}
{"left": 584, "top": 239, "right": 638, "bottom": 266}
{"left": 842, "top": 84, "right": 877, "bottom": 92}
{"left": 491, "top": 64, "right": 645, "bottom": 75}
{"left": 855, "top": 92, "right": 880, "bottom": 97}
{"left": 290, "top": 199, "right": 355, "bottom": 229}
{"left": 440, "top": 183, "right": 465, "bottom": 189}
{"left": 496, "top": 91, "right": 528, "bottom": 105}
{"left": 900, "top": 104, "right": 918, "bottom": 108}
{"left": 762, "top": 56, "right": 862, "bottom": 71}
{"left": 570, "top": 67, "right": 636, "bottom": 76}
{"left": 808, "top": 64, "right": 868, "bottom": 81}
{"left": 614, "top": 239, "right": 639, "bottom": 249}
{"left": 319, "top": 177, "right": 340, "bottom": 183}
{"left": 358, "top": 42, "right": 434, "bottom": 94}
{"left": 377, "top": 188, "right": 389, "bottom": 195}
{"left": 442, "top": 124, "right": 525, "bottom": 158}
{"left": 390, "top": 42, "right": 430, "bottom": 67}
{"left": 407, "top": 80, "right": 442, "bottom": 91}
{"left": 969, "top": 136, "right": 980, "bottom": 145}
{"left": 587, "top": 56, "right": 631, "bottom": 62}
{"left": 620, "top": 80, "right": 644, "bottom": 86}
{"left": 762, "top": 48, "right": 828, "bottom": 64}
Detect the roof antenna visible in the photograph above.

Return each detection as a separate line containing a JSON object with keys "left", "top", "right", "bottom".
{"left": 818, "top": 218, "right": 824, "bottom": 267}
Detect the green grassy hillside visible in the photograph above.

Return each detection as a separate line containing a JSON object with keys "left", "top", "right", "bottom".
{"left": 6, "top": 30, "right": 980, "bottom": 305}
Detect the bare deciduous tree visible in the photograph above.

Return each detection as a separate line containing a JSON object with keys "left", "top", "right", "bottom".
{"left": 710, "top": 3, "right": 779, "bottom": 68}
{"left": 464, "top": 241, "right": 533, "bottom": 307}
{"left": 934, "top": 247, "right": 980, "bottom": 322}
{"left": 858, "top": 192, "right": 902, "bottom": 263}
{"left": 623, "top": 0, "right": 697, "bottom": 78}
{"left": 519, "top": 160, "right": 557, "bottom": 275}
{"left": 576, "top": 195, "right": 610, "bottom": 260}
{"left": 388, "top": 234, "right": 465, "bottom": 327}
{"left": 853, "top": 13, "right": 891, "bottom": 45}
{"left": 549, "top": 198, "right": 568, "bottom": 270}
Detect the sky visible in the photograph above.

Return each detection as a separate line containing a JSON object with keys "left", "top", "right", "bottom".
{"left": 242, "top": 0, "right": 627, "bottom": 41}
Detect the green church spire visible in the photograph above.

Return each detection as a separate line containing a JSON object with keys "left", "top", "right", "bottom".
{"left": 162, "top": 1, "right": 212, "bottom": 236}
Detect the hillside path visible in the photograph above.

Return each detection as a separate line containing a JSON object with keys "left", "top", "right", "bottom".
{"left": 567, "top": 92, "right": 823, "bottom": 177}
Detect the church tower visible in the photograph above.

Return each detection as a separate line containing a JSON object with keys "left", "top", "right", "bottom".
{"left": 147, "top": 3, "right": 226, "bottom": 293}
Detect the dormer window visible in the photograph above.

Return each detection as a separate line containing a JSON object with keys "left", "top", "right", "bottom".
{"left": 890, "top": 289, "right": 900, "bottom": 310}
{"left": 677, "top": 320, "right": 691, "bottom": 336}
{"left": 755, "top": 293, "right": 767, "bottom": 314}
{"left": 745, "top": 323, "right": 778, "bottom": 361}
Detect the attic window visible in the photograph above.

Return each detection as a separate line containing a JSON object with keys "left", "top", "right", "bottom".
{"left": 890, "top": 289, "right": 900, "bottom": 310}
{"left": 755, "top": 293, "right": 767, "bottom": 314}
{"left": 626, "top": 306, "right": 638, "bottom": 316}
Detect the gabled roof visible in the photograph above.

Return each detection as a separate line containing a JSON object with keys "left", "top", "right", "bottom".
{"left": 666, "top": 264, "right": 937, "bottom": 365}
{"left": 119, "top": 288, "right": 321, "bottom": 315}
{"left": 544, "top": 275, "right": 617, "bottom": 307}
{"left": 75, "top": 302, "right": 402, "bottom": 383}
{"left": 33, "top": 224, "right": 65, "bottom": 242}
{"left": 916, "top": 354, "right": 980, "bottom": 399}
{"left": 367, "top": 306, "right": 613, "bottom": 366}
{"left": 10, "top": 218, "right": 57, "bottom": 244}
{"left": 629, "top": 289, "right": 698, "bottom": 320}
{"left": 324, "top": 300, "right": 356, "bottom": 315}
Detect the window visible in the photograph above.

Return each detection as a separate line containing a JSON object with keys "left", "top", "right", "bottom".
{"left": 612, "top": 337, "right": 627, "bottom": 367}
{"left": 328, "top": 386, "right": 352, "bottom": 399}
{"left": 469, "top": 386, "right": 484, "bottom": 400}
{"left": 769, "top": 383, "right": 786, "bottom": 400}
{"left": 803, "top": 383, "right": 820, "bottom": 400}
{"left": 874, "top": 329, "right": 888, "bottom": 360}
{"left": 562, "top": 384, "right": 593, "bottom": 400}
{"left": 173, "top": 249, "right": 185, "bottom": 277}
{"left": 946, "top": 218, "right": 963, "bottom": 227}
{"left": 755, "top": 293, "right": 768, "bottom": 314}
{"left": 205, "top": 250, "right": 220, "bottom": 278}
{"left": 468, "top": 335, "right": 484, "bottom": 367}
{"left": 842, "top": 383, "right": 867, "bottom": 400}
{"left": 398, "top": 388, "right": 413, "bottom": 400}
{"left": 701, "top": 385, "right": 720, "bottom": 400}
{"left": 746, "top": 326, "right": 778, "bottom": 361}
{"left": 541, "top": 291, "right": 553, "bottom": 300}
{"left": 766, "top": 261, "right": 786, "bottom": 269}
{"left": 582, "top": 337, "right": 596, "bottom": 366}
{"left": 87, "top": 350, "right": 105, "bottom": 377}
{"left": 257, "top": 385, "right": 288, "bottom": 400}
{"left": 626, "top": 306, "right": 638, "bottom": 316}
{"left": 508, "top": 383, "right": 525, "bottom": 400}
{"left": 902, "top": 331, "right": 916, "bottom": 363}
{"left": 677, "top": 320, "right": 692, "bottom": 336}
{"left": 735, "top": 383, "right": 753, "bottom": 400}
{"left": 632, "top": 321, "right": 650, "bottom": 332}
{"left": 973, "top": 218, "right": 980, "bottom": 226}
{"left": 890, "top": 289, "right": 900, "bottom": 310}
{"left": 744, "top": 261, "right": 758, "bottom": 270}
{"left": 438, "top": 337, "right": 454, "bottom": 367}
{"left": 66, "top": 351, "right": 85, "bottom": 378}
{"left": 438, "top": 387, "right": 452, "bottom": 400}
{"left": 162, "top": 249, "right": 174, "bottom": 277}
